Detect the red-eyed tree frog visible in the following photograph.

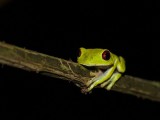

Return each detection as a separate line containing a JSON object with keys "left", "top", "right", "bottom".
{"left": 77, "top": 47, "right": 126, "bottom": 91}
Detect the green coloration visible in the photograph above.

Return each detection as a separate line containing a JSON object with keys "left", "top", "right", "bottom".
{"left": 77, "top": 47, "right": 126, "bottom": 91}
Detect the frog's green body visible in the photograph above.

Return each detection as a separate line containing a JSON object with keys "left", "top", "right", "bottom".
{"left": 77, "top": 47, "right": 126, "bottom": 91}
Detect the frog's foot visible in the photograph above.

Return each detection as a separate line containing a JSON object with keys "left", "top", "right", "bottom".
{"left": 85, "top": 77, "right": 98, "bottom": 92}
{"left": 86, "top": 70, "right": 103, "bottom": 86}
{"left": 86, "top": 73, "right": 108, "bottom": 92}
{"left": 90, "top": 70, "right": 103, "bottom": 77}
{"left": 101, "top": 72, "right": 121, "bottom": 90}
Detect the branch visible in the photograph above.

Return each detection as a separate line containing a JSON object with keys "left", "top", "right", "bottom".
{"left": 0, "top": 41, "right": 160, "bottom": 102}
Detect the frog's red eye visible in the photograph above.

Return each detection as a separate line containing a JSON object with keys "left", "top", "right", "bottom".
{"left": 102, "top": 50, "right": 110, "bottom": 60}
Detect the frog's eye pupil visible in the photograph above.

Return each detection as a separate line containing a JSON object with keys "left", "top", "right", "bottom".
{"left": 102, "top": 50, "right": 110, "bottom": 60}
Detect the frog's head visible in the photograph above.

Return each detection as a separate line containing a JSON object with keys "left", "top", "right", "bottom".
{"left": 77, "top": 47, "right": 115, "bottom": 67}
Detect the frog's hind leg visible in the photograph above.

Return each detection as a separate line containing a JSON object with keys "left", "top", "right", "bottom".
{"left": 101, "top": 72, "right": 122, "bottom": 90}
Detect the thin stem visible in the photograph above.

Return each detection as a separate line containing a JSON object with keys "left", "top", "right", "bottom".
{"left": 0, "top": 41, "right": 160, "bottom": 102}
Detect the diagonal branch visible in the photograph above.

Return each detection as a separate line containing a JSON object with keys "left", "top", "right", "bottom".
{"left": 0, "top": 41, "right": 160, "bottom": 102}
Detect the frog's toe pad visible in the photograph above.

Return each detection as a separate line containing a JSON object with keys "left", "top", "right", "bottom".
{"left": 81, "top": 87, "right": 92, "bottom": 94}
{"left": 106, "top": 84, "right": 113, "bottom": 90}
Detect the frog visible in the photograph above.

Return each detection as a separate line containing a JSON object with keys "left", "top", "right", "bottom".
{"left": 77, "top": 47, "right": 126, "bottom": 92}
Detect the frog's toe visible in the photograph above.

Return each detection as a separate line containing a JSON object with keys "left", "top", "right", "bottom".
{"left": 81, "top": 87, "right": 91, "bottom": 94}
{"left": 86, "top": 79, "right": 93, "bottom": 86}
{"left": 106, "top": 84, "right": 113, "bottom": 90}
{"left": 100, "top": 79, "right": 111, "bottom": 88}
{"left": 105, "top": 72, "right": 122, "bottom": 90}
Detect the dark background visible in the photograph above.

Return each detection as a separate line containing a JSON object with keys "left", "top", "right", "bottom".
{"left": 0, "top": 0, "right": 160, "bottom": 119}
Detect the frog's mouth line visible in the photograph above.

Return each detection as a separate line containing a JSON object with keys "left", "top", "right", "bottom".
{"left": 82, "top": 65, "right": 113, "bottom": 71}
{"left": 82, "top": 65, "right": 122, "bottom": 75}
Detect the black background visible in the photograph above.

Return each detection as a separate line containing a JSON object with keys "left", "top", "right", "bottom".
{"left": 0, "top": 0, "right": 160, "bottom": 120}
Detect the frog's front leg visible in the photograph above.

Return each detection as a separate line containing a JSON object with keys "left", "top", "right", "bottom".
{"left": 87, "top": 64, "right": 117, "bottom": 91}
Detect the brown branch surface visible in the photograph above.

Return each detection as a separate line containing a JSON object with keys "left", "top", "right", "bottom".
{"left": 0, "top": 41, "right": 160, "bottom": 102}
